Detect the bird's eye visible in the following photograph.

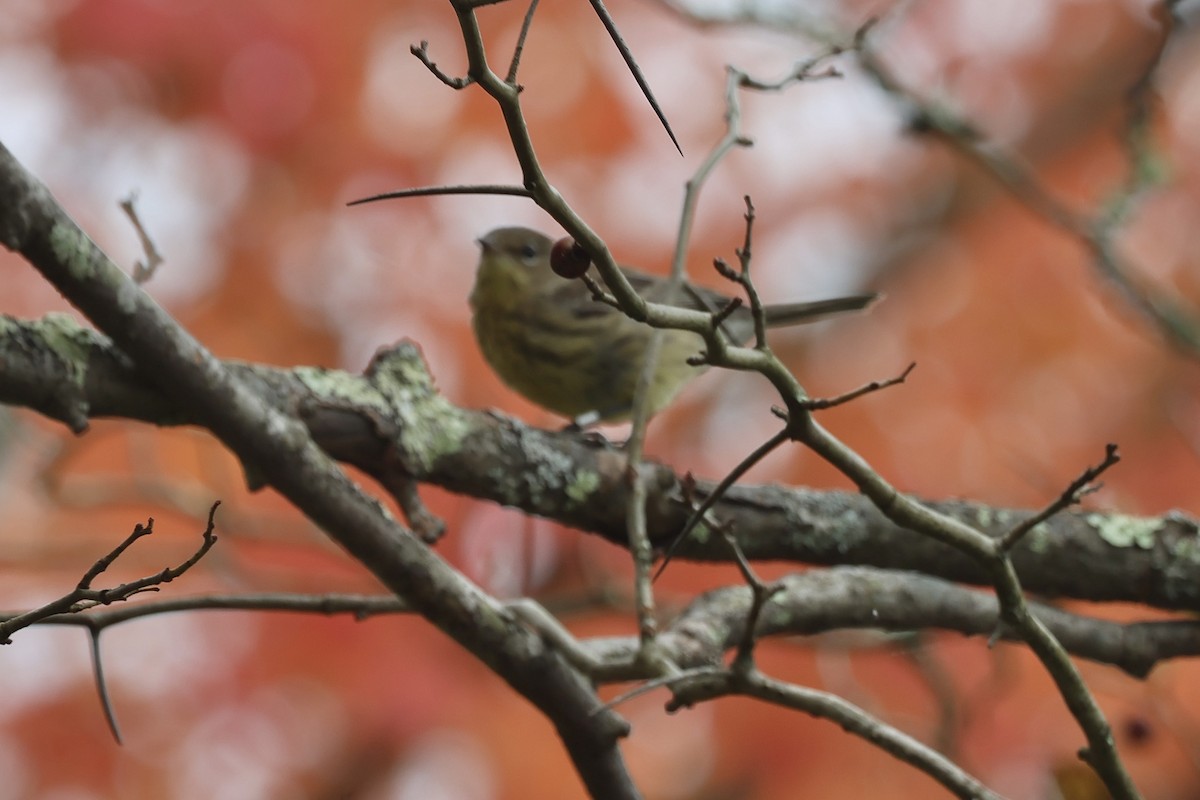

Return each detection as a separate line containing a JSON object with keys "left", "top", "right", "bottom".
{"left": 518, "top": 244, "right": 538, "bottom": 262}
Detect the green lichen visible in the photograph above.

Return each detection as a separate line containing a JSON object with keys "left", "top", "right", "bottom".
{"left": 973, "top": 506, "right": 994, "bottom": 530}
{"left": 976, "top": 506, "right": 1022, "bottom": 533}
{"left": 32, "top": 313, "right": 100, "bottom": 390}
{"left": 295, "top": 366, "right": 390, "bottom": 416}
{"left": 1022, "top": 521, "right": 1053, "bottom": 553}
{"left": 48, "top": 222, "right": 95, "bottom": 278}
{"left": 49, "top": 222, "right": 140, "bottom": 313}
{"left": 295, "top": 348, "right": 472, "bottom": 473}
{"left": 1088, "top": 513, "right": 1162, "bottom": 550}
{"left": 564, "top": 469, "right": 600, "bottom": 505}
{"left": 686, "top": 519, "right": 712, "bottom": 545}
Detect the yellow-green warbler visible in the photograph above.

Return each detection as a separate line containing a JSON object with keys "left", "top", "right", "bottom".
{"left": 471, "top": 227, "right": 877, "bottom": 423}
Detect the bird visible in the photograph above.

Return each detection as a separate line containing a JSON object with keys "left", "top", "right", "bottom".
{"left": 470, "top": 226, "right": 877, "bottom": 424}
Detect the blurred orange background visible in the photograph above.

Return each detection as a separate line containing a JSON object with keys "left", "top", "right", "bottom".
{"left": 1, "top": 1, "right": 1199, "bottom": 798}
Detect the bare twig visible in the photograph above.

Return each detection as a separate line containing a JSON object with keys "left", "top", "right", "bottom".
{"left": 802, "top": 362, "right": 916, "bottom": 411}
{"left": 586, "top": 0, "right": 681, "bottom": 154}
{"left": 411, "top": 40, "right": 474, "bottom": 89}
{"left": 668, "top": 667, "right": 1004, "bottom": 800}
{"left": 998, "top": 443, "right": 1121, "bottom": 552}
{"left": 624, "top": 457, "right": 662, "bottom": 653}
{"left": 2, "top": 502, "right": 220, "bottom": 743}
{"left": 599, "top": 665, "right": 723, "bottom": 713}
{"left": 89, "top": 629, "right": 122, "bottom": 744}
{"left": 719, "top": 531, "right": 783, "bottom": 667}
{"left": 733, "top": 198, "right": 768, "bottom": 348}
{"left": 347, "top": 184, "right": 530, "bottom": 207}
{"left": 380, "top": 470, "right": 447, "bottom": 543}
{"left": 0, "top": 502, "right": 220, "bottom": 644}
{"left": 653, "top": 427, "right": 789, "bottom": 580}
{"left": 119, "top": 193, "right": 164, "bottom": 284}
{"left": 506, "top": 0, "right": 542, "bottom": 84}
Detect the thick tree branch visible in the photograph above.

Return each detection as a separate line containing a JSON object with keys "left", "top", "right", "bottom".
{"left": 4, "top": 312, "right": 1198, "bottom": 613}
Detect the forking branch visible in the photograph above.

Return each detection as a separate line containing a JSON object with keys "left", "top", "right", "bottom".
{"left": 408, "top": 7, "right": 1142, "bottom": 796}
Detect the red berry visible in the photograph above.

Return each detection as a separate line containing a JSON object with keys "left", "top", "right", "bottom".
{"left": 550, "top": 237, "right": 591, "bottom": 278}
